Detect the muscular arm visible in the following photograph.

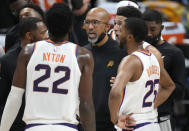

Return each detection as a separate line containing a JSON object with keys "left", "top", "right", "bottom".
{"left": 12, "top": 44, "right": 33, "bottom": 88}
{"left": 108, "top": 55, "right": 141, "bottom": 124}
{"left": 77, "top": 47, "right": 95, "bottom": 131}
{"left": 147, "top": 46, "right": 175, "bottom": 108}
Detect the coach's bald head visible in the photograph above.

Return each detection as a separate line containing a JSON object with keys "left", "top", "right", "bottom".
{"left": 87, "top": 8, "right": 109, "bottom": 23}
{"left": 85, "top": 8, "right": 110, "bottom": 46}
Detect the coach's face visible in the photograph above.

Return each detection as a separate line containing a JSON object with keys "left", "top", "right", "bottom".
{"left": 84, "top": 10, "right": 109, "bottom": 44}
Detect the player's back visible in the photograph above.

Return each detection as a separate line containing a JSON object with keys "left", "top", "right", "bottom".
{"left": 119, "top": 49, "right": 160, "bottom": 124}
{"left": 23, "top": 40, "right": 81, "bottom": 124}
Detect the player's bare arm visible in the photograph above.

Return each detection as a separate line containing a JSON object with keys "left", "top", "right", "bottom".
{"left": 0, "top": 44, "right": 34, "bottom": 131}
{"left": 109, "top": 55, "right": 141, "bottom": 126}
{"left": 147, "top": 46, "right": 175, "bottom": 108}
{"left": 77, "top": 46, "right": 96, "bottom": 131}
{"left": 12, "top": 44, "right": 34, "bottom": 88}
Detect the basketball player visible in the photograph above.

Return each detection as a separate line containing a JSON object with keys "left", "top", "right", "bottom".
{"left": 108, "top": 18, "right": 175, "bottom": 131}
{"left": 0, "top": 3, "right": 95, "bottom": 131}
{"left": 111, "top": 5, "right": 176, "bottom": 109}
{"left": 109, "top": 6, "right": 175, "bottom": 130}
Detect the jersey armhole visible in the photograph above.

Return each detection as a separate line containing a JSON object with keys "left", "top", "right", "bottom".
{"left": 32, "top": 42, "right": 37, "bottom": 53}
{"left": 75, "top": 45, "right": 78, "bottom": 57}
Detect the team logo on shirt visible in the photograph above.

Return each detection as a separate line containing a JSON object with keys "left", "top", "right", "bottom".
{"left": 107, "top": 60, "right": 114, "bottom": 67}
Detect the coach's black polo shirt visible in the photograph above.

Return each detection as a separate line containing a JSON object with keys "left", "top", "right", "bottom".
{"left": 85, "top": 36, "right": 127, "bottom": 131}
{"left": 0, "top": 46, "right": 25, "bottom": 131}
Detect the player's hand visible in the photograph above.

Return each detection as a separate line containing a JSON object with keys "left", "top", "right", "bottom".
{"left": 110, "top": 77, "right": 116, "bottom": 87}
{"left": 116, "top": 114, "right": 136, "bottom": 130}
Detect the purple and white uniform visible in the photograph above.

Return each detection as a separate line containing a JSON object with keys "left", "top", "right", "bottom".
{"left": 118, "top": 49, "right": 161, "bottom": 131}
{"left": 23, "top": 40, "right": 81, "bottom": 131}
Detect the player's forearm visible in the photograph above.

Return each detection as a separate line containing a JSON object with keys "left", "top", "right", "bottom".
{"left": 109, "top": 89, "right": 122, "bottom": 124}
{"left": 0, "top": 86, "right": 24, "bottom": 131}
{"left": 154, "top": 84, "right": 175, "bottom": 108}
{"left": 79, "top": 101, "right": 96, "bottom": 131}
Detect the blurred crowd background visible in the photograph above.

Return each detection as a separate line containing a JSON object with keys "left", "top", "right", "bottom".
{"left": 0, "top": 0, "right": 189, "bottom": 131}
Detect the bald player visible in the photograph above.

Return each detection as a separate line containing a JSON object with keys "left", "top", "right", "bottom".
{"left": 84, "top": 8, "right": 126, "bottom": 131}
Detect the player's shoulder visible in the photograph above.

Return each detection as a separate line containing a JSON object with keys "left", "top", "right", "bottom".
{"left": 19, "top": 43, "right": 35, "bottom": 61}
{"left": 76, "top": 45, "right": 94, "bottom": 69}
{"left": 145, "top": 43, "right": 162, "bottom": 60}
{"left": 122, "top": 54, "right": 141, "bottom": 65}
{"left": 77, "top": 46, "right": 93, "bottom": 59}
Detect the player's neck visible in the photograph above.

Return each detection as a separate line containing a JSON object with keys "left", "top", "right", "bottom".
{"left": 20, "top": 39, "right": 29, "bottom": 48}
{"left": 127, "top": 42, "right": 143, "bottom": 54}
{"left": 49, "top": 34, "right": 69, "bottom": 44}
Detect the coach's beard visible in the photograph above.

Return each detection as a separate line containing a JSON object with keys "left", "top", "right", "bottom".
{"left": 88, "top": 33, "right": 106, "bottom": 45}
{"left": 88, "top": 37, "right": 98, "bottom": 44}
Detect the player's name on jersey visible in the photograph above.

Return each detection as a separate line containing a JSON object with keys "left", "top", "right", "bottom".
{"left": 43, "top": 52, "right": 66, "bottom": 63}
{"left": 146, "top": 65, "right": 159, "bottom": 77}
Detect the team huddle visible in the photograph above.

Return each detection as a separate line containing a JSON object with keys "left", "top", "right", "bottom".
{"left": 1, "top": 0, "right": 185, "bottom": 131}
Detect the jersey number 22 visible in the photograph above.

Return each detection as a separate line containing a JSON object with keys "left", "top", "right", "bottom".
{"left": 33, "top": 64, "right": 70, "bottom": 94}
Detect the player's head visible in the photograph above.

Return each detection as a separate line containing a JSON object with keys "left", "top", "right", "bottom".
{"left": 45, "top": 3, "right": 73, "bottom": 40}
{"left": 84, "top": 7, "right": 109, "bottom": 44}
{"left": 19, "top": 17, "right": 48, "bottom": 46}
{"left": 119, "top": 18, "right": 147, "bottom": 50}
{"left": 142, "top": 10, "right": 164, "bottom": 46}
{"left": 116, "top": 0, "right": 139, "bottom": 10}
{"left": 8, "top": 0, "right": 28, "bottom": 21}
{"left": 114, "top": 6, "right": 142, "bottom": 41}
{"left": 18, "top": 3, "right": 44, "bottom": 20}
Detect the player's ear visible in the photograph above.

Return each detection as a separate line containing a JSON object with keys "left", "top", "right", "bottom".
{"left": 25, "top": 32, "right": 32, "bottom": 41}
{"left": 105, "top": 24, "right": 110, "bottom": 34}
{"left": 127, "top": 34, "right": 133, "bottom": 41}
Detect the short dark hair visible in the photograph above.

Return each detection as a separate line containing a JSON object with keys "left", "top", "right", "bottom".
{"left": 142, "top": 10, "right": 162, "bottom": 24}
{"left": 117, "top": 6, "right": 142, "bottom": 18}
{"left": 18, "top": 3, "right": 44, "bottom": 19}
{"left": 124, "top": 18, "right": 148, "bottom": 43}
{"left": 45, "top": 3, "right": 73, "bottom": 39}
{"left": 19, "top": 17, "right": 42, "bottom": 39}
